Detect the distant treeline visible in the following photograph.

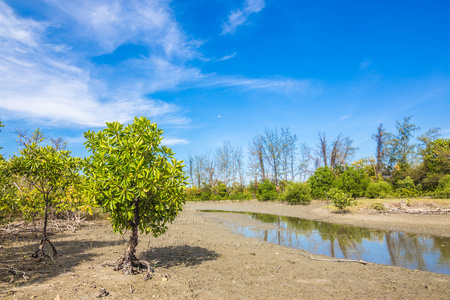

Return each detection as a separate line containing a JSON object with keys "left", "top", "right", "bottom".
{"left": 186, "top": 116, "right": 450, "bottom": 201}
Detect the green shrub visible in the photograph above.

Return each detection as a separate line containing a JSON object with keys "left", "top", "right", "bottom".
{"left": 308, "top": 166, "right": 336, "bottom": 199}
{"left": 364, "top": 181, "right": 393, "bottom": 198}
{"left": 394, "top": 176, "right": 417, "bottom": 198}
{"left": 396, "top": 176, "right": 415, "bottom": 189}
{"left": 257, "top": 180, "right": 278, "bottom": 201}
{"left": 282, "top": 182, "right": 312, "bottom": 205}
{"left": 328, "top": 187, "right": 353, "bottom": 211}
{"left": 200, "top": 190, "right": 212, "bottom": 201}
{"left": 435, "top": 175, "right": 450, "bottom": 199}
{"left": 370, "top": 202, "right": 387, "bottom": 211}
{"left": 336, "top": 167, "right": 370, "bottom": 197}
{"left": 229, "top": 192, "right": 253, "bottom": 200}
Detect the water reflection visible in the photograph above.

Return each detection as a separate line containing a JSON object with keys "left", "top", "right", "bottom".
{"left": 200, "top": 210, "right": 450, "bottom": 275}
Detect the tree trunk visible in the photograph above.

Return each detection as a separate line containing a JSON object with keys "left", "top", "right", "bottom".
{"left": 122, "top": 200, "right": 140, "bottom": 275}
{"left": 122, "top": 222, "right": 139, "bottom": 274}
{"left": 32, "top": 197, "right": 57, "bottom": 258}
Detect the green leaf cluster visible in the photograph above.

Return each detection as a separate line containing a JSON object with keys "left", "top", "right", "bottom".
{"left": 364, "top": 181, "right": 393, "bottom": 199}
{"left": 256, "top": 180, "right": 278, "bottom": 201}
{"left": 83, "top": 117, "right": 188, "bottom": 237}
{"left": 308, "top": 166, "right": 336, "bottom": 199}
{"left": 336, "top": 166, "right": 370, "bottom": 198}
{"left": 327, "top": 187, "right": 353, "bottom": 211}
{"left": 434, "top": 175, "right": 450, "bottom": 199}
{"left": 282, "top": 182, "right": 312, "bottom": 205}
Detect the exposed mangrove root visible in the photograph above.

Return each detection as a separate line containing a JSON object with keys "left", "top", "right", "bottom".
{"left": 32, "top": 237, "right": 58, "bottom": 258}
{"left": 0, "top": 264, "right": 29, "bottom": 283}
{"left": 301, "top": 250, "right": 370, "bottom": 265}
{"left": 102, "top": 255, "right": 154, "bottom": 280}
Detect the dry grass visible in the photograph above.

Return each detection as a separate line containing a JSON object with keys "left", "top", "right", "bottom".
{"left": 348, "top": 197, "right": 450, "bottom": 212}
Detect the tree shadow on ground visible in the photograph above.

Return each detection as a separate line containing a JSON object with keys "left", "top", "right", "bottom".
{"left": 142, "top": 245, "right": 220, "bottom": 269}
{"left": 0, "top": 230, "right": 121, "bottom": 291}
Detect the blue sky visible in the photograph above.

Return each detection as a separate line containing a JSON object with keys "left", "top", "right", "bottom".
{"left": 1, "top": 0, "right": 449, "bottom": 164}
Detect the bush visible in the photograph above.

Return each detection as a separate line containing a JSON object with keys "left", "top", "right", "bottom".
{"left": 186, "top": 187, "right": 202, "bottom": 201}
{"left": 435, "top": 175, "right": 450, "bottom": 199}
{"left": 200, "top": 190, "right": 212, "bottom": 201}
{"left": 395, "top": 176, "right": 417, "bottom": 198}
{"left": 396, "top": 176, "right": 415, "bottom": 189}
{"left": 336, "top": 167, "right": 370, "bottom": 198}
{"left": 364, "top": 181, "right": 393, "bottom": 198}
{"left": 257, "top": 180, "right": 278, "bottom": 201}
{"left": 308, "top": 166, "right": 336, "bottom": 199}
{"left": 282, "top": 182, "right": 312, "bottom": 205}
{"left": 328, "top": 187, "right": 353, "bottom": 211}
{"left": 229, "top": 192, "right": 253, "bottom": 200}
{"left": 370, "top": 202, "right": 387, "bottom": 211}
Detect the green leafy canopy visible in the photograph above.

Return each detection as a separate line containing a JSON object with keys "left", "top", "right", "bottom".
{"left": 83, "top": 117, "right": 188, "bottom": 236}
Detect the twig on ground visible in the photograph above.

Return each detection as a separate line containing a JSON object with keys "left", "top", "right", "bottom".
{"left": 301, "top": 250, "right": 370, "bottom": 265}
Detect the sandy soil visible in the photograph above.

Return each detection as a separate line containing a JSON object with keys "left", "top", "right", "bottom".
{"left": 1, "top": 200, "right": 449, "bottom": 299}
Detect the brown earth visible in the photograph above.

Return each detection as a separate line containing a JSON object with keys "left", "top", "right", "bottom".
{"left": 1, "top": 200, "right": 449, "bottom": 299}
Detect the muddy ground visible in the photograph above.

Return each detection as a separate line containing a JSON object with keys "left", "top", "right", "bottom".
{"left": 1, "top": 200, "right": 449, "bottom": 299}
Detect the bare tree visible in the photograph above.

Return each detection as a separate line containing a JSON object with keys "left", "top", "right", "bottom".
{"left": 186, "top": 154, "right": 194, "bottom": 187}
{"left": 281, "top": 128, "right": 297, "bottom": 181}
{"left": 317, "top": 132, "right": 328, "bottom": 167}
{"left": 203, "top": 151, "right": 216, "bottom": 187}
{"left": 15, "top": 128, "right": 45, "bottom": 148}
{"left": 371, "top": 123, "right": 387, "bottom": 177}
{"left": 261, "top": 128, "right": 282, "bottom": 186}
{"left": 248, "top": 134, "right": 266, "bottom": 181}
{"left": 298, "top": 143, "right": 313, "bottom": 181}
{"left": 50, "top": 137, "right": 68, "bottom": 150}
{"left": 215, "top": 141, "right": 234, "bottom": 188}
{"left": 16, "top": 128, "right": 67, "bottom": 150}
{"left": 330, "top": 134, "right": 357, "bottom": 169}
{"left": 193, "top": 154, "right": 205, "bottom": 188}
{"left": 234, "top": 146, "right": 245, "bottom": 188}
{"left": 315, "top": 132, "right": 357, "bottom": 170}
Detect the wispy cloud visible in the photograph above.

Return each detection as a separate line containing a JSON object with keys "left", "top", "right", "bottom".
{"left": 208, "top": 76, "right": 314, "bottom": 94}
{"left": 222, "top": 0, "right": 265, "bottom": 35}
{"left": 215, "top": 52, "right": 237, "bottom": 62}
{"left": 161, "top": 138, "right": 190, "bottom": 146}
{"left": 339, "top": 114, "right": 352, "bottom": 121}
{"left": 42, "top": 0, "right": 201, "bottom": 59}
{"left": 0, "top": 1, "right": 194, "bottom": 128}
{"left": 360, "top": 59, "right": 372, "bottom": 70}
{"left": 0, "top": 0, "right": 316, "bottom": 130}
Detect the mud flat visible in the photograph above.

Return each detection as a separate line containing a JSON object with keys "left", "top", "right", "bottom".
{"left": 1, "top": 200, "right": 449, "bottom": 299}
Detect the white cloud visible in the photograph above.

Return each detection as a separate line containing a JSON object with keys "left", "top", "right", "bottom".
{"left": 0, "top": 1, "right": 192, "bottom": 128}
{"left": 161, "top": 138, "right": 190, "bottom": 146}
{"left": 339, "top": 114, "right": 352, "bottom": 121}
{"left": 216, "top": 52, "right": 237, "bottom": 62}
{"left": 0, "top": 1, "right": 315, "bottom": 130}
{"left": 65, "top": 135, "right": 86, "bottom": 145}
{"left": 208, "top": 76, "right": 313, "bottom": 94}
{"left": 43, "top": 0, "right": 200, "bottom": 59}
{"left": 222, "top": 0, "right": 265, "bottom": 35}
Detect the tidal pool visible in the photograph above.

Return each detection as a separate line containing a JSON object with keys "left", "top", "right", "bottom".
{"left": 200, "top": 210, "right": 450, "bottom": 275}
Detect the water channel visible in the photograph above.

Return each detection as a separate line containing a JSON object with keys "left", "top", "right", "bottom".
{"left": 200, "top": 210, "right": 450, "bottom": 275}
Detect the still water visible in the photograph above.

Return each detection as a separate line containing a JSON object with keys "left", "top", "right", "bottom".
{"left": 200, "top": 210, "right": 450, "bottom": 275}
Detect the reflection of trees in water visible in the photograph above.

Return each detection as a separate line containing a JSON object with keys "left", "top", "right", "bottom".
{"left": 385, "top": 232, "right": 428, "bottom": 271}
{"left": 251, "top": 213, "right": 385, "bottom": 259}
{"left": 431, "top": 236, "right": 450, "bottom": 268}
{"left": 242, "top": 211, "right": 448, "bottom": 273}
